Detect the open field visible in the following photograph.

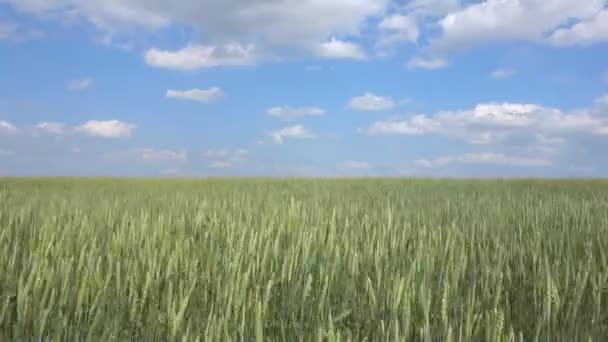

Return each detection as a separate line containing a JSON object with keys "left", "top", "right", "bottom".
{"left": 1, "top": 178, "right": 608, "bottom": 341}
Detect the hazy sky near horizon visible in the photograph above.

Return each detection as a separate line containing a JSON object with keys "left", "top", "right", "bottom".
{"left": 1, "top": 0, "right": 607, "bottom": 177}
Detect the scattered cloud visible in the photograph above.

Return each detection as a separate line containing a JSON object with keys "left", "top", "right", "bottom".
{"left": 340, "top": 160, "right": 371, "bottom": 170}
{"left": 414, "top": 152, "right": 551, "bottom": 168}
{"left": 428, "top": 0, "right": 604, "bottom": 55}
{"left": 348, "top": 93, "right": 395, "bottom": 111}
{"left": 136, "top": 148, "right": 188, "bottom": 161}
{"left": 368, "top": 95, "right": 608, "bottom": 160}
{"left": 368, "top": 115, "right": 439, "bottom": 135}
{"left": 204, "top": 148, "right": 248, "bottom": 168}
{"left": 269, "top": 125, "right": 316, "bottom": 144}
{"left": 74, "top": 120, "right": 136, "bottom": 138}
{"left": 406, "top": 56, "right": 448, "bottom": 70}
{"left": 166, "top": 87, "right": 224, "bottom": 103}
{"left": 377, "top": 14, "right": 419, "bottom": 50}
{"left": 549, "top": 10, "right": 608, "bottom": 46}
{"left": 5, "top": 0, "right": 386, "bottom": 61}
{"left": 0, "top": 121, "right": 18, "bottom": 135}
{"left": 267, "top": 106, "right": 325, "bottom": 121}
{"left": 35, "top": 122, "right": 65, "bottom": 135}
{"left": 315, "top": 38, "right": 367, "bottom": 60}
{"left": 489, "top": 69, "right": 515, "bottom": 80}
{"left": 145, "top": 44, "right": 259, "bottom": 71}
{"left": 67, "top": 78, "right": 94, "bottom": 91}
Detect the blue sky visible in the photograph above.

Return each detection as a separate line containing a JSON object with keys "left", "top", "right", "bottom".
{"left": 1, "top": 0, "right": 607, "bottom": 177}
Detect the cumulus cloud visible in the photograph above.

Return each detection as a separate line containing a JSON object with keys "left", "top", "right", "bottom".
{"left": 0, "top": 121, "right": 19, "bottom": 135}
{"left": 67, "top": 78, "right": 94, "bottom": 91}
{"left": 348, "top": 93, "right": 395, "bottom": 111}
{"left": 136, "top": 148, "right": 188, "bottom": 161}
{"left": 549, "top": 10, "right": 608, "bottom": 46}
{"left": 269, "top": 125, "right": 316, "bottom": 144}
{"left": 414, "top": 152, "right": 551, "bottom": 168}
{"left": 489, "top": 69, "right": 515, "bottom": 80}
{"left": 315, "top": 38, "right": 367, "bottom": 60}
{"left": 429, "top": 0, "right": 604, "bottom": 54}
{"left": 406, "top": 56, "right": 448, "bottom": 70}
{"left": 368, "top": 95, "right": 608, "bottom": 157}
{"left": 267, "top": 106, "right": 325, "bottom": 121}
{"left": 145, "top": 44, "right": 259, "bottom": 71}
{"left": 35, "top": 122, "right": 65, "bottom": 134}
{"left": 4, "top": 0, "right": 386, "bottom": 65}
{"left": 340, "top": 160, "right": 371, "bottom": 170}
{"left": 74, "top": 120, "right": 136, "bottom": 138}
{"left": 166, "top": 87, "right": 224, "bottom": 103}
{"left": 204, "top": 148, "right": 248, "bottom": 168}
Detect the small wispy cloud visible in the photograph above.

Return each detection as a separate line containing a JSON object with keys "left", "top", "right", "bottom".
{"left": 489, "top": 69, "right": 516, "bottom": 80}
{"left": 348, "top": 93, "right": 395, "bottom": 111}
{"left": 269, "top": 125, "right": 316, "bottom": 144}
{"left": 166, "top": 87, "right": 224, "bottom": 103}
{"left": 68, "top": 78, "right": 94, "bottom": 91}
{"left": 74, "top": 120, "right": 136, "bottom": 138}
{"left": 267, "top": 106, "right": 325, "bottom": 121}
{"left": 406, "top": 56, "right": 448, "bottom": 70}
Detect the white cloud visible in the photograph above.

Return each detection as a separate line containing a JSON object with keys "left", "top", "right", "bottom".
{"left": 406, "top": 56, "right": 448, "bottom": 70}
{"left": 7, "top": 0, "right": 386, "bottom": 65}
{"left": 549, "top": 10, "right": 608, "bottom": 46}
{"left": 68, "top": 78, "right": 94, "bottom": 91}
{"left": 0, "top": 121, "right": 18, "bottom": 135}
{"left": 429, "top": 0, "right": 604, "bottom": 54}
{"left": 136, "top": 148, "right": 188, "bottom": 161}
{"left": 204, "top": 148, "right": 248, "bottom": 168}
{"left": 267, "top": 106, "right": 325, "bottom": 121}
{"left": 368, "top": 95, "right": 608, "bottom": 156}
{"left": 315, "top": 38, "right": 367, "bottom": 60}
{"left": 74, "top": 120, "right": 136, "bottom": 138}
{"left": 35, "top": 122, "right": 65, "bottom": 134}
{"left": 166, "top": 87, "right": 224, "bottom": 103}
{"left": 377, "top": 14, "right": 419, "bottom": 48}
{"left": 414, "top": 152, "right": 552, "bottom": 168}
{"left": 145, "top": 44, "right": 259, "bottom": 71}
{"left": 348, "top": 93, "right": 395, "bottom": 112}
{"left": 368, "top": 114, "right": 440, "bottom": 135}
{"left": 489, "top": 69, "right": 515, "bottom": 80}
{"left": 340, "top": 160, "right": 371, "bottom": 170}
{"left": 406, "top": 0, "right": 462, "bottom": 17}
{"left": 269, "top": 125, "right": 316, "bottom": 144}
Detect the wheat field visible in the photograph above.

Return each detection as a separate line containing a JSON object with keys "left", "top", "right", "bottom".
{"left": 1, "top": 178, "right": 607, "bottom": 341}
